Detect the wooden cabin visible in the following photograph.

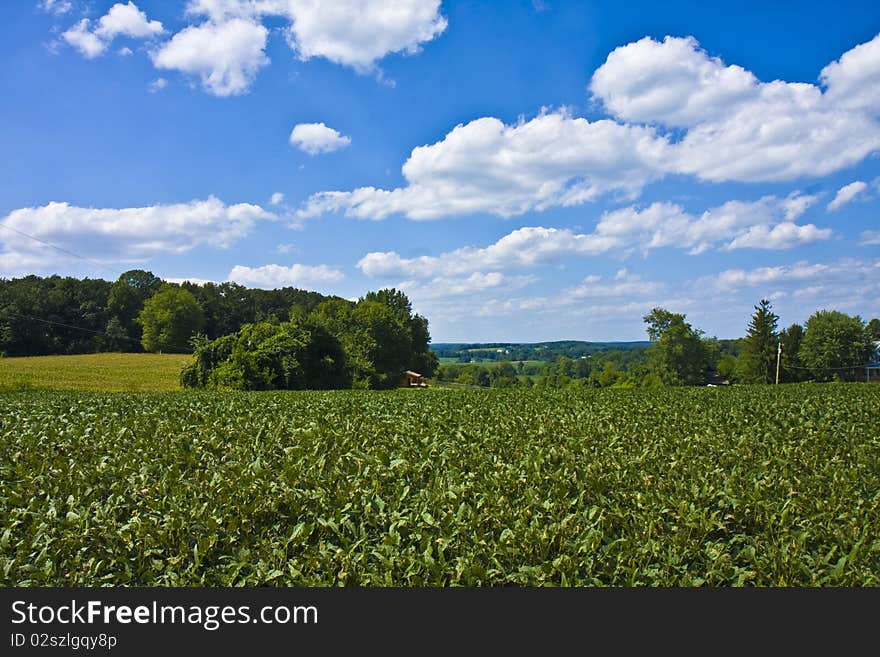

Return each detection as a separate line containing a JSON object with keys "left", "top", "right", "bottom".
{"left": 401, "top": 370, "right": 428, "bottom": 387}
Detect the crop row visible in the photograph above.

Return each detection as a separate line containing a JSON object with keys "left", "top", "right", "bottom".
{"left": 1, "top": 384, "right": 878, "bottom": 585}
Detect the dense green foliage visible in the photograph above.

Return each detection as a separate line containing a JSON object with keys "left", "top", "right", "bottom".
{"left": 137, "top": 286, "right": 205, "bottom": 353}
{"left": 181, "top": 288, "right": 437, "bottom": 390}
{"left": 0, "top": 275, "right": 114, "bottom": 355}
{"left": 181, "top": 321, "right": 349, "bottom": 391}
{"left": 0, "top": 271, "right": 341, "bottom": 357}
{"left": 1, "top": 385, "right": 878, "bottom": 586}
{"left": 779, "top": 324, "right": 807, "bottom": 383}
{"left": 643, "top": 308, "right": 712, "bottom": 386}
{"left": 800, "top": 311, "right": 875, "bottom": 381}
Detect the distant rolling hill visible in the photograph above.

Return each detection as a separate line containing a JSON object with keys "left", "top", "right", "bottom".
{"left": 430, "top": 340, "right": 652, "bottom": 362}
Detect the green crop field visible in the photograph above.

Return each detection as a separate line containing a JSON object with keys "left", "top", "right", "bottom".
{"left": 0, "top": 353, "right": 190, "bottom": 392}
{"left": 1, "top": 384, "right": 879, "bottom": 586}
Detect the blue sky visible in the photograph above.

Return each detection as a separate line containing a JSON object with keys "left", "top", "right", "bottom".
{"left": 1, "top": 1, "right": 879, "bottom": 342}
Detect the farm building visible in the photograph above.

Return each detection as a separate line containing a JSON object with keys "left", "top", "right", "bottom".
{"left": 401, "top": 370, "right": 428, "bottom": 387}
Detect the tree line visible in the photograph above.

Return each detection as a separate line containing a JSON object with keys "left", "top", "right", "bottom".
{"left": 0, "top": 271, "right": 437, "bottom": 390}
{"left": 0, "top": 270, "right": 333, "bottom": 356}
{"left": 435, "top": 301, "right": 880, "bottom": 388}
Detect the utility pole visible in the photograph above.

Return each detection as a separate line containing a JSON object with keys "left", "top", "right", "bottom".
{"left": 775, "top": 341, "right": 782, "bottom": 385}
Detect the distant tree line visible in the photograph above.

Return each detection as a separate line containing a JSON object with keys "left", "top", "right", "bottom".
{"left": 0, "top": 270, "right": 338, "bottom": 356}
{"left": 0, "top": 272, "right": 438, "bottom": 390}
{"left": 431, "top": 340, "right": 650, "bottom": 363}
{"left": 436, "top": 301, "right": 879, "bottom": 388}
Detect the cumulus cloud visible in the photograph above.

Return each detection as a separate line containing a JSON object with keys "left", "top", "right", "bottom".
{"left": 289, "top": 123, "right": 351, "bottom": 155}
{"left": 780, "top": 192, "right": 820, "bottom": 221}
{"left": 151, "top": 19, "right": 268, "bottom": 96}
{"left": 302, "top": 34, "right": 880, "bottom": 220}
{"left": 281, "top": 0, "right": 447, "bottom": 72}
{"left": 269, "top": 192, "right": 285, "bottom": 205}
{"left": 184, "top": 0, "right": 447, "bottom": 70}
{"left": 62, "top": 3, "right": 164, "bottom": 59}
{"left": 819, "top": 35, "right": 880, "bottom": 113}
{"left": 63, "top": 20, "right": 106, "bottom": 58}
{"left": 144, "top": 0, "right": 446, "bottom": 94}
{"left": 358, "top": 225, "right": 620, "bottom": 279}
{"left": 827, "top": 180, "right": 868, "bottom": 211}
{"left": 0, "top": 197, "right": 275, "bottom": 273}
{"left": 227, "top": 263, "right": 344, "bottom": 289}
{"left": 300, "top": 110, "right": 669, "bottom": 220}
{"left": 358, "top": 193, "right": 830, "bottom": 282}
{"left": 591, "top": 34, "right": 880, "bottom": 184}
{"left": 95, "top": 2, "right": 164, "bottom": 40}
{"left": 721, "top": 222, "right": 832, "bottom": 251}
{"left": 594, "top": 195, "right": 830, "bottom": 254}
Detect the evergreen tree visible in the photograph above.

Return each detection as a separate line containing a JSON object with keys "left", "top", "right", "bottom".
{"left": 737, "top": 299, "right": 779, "bottom": 384}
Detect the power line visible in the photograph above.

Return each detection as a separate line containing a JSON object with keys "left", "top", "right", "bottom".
{"left": 0, "top": 223, "right": 120, "bottom": 278}
{"left": 2, "top": 311, "right": 141, "bottom": 346}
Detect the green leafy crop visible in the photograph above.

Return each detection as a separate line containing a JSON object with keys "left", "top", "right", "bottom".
{"left": 1, "top": 384, "right": 878, "bottom": 586}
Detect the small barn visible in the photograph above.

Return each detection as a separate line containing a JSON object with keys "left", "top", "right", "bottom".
{"left": 401, "top": 370, "right": 428, "bottom": 387}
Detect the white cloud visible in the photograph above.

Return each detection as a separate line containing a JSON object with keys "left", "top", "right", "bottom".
{"left": 358, "top": 225, "right": 621, "bottom": 279}
{"left": 358, "top": 193, "right": 830, "bottom": 282}
{"left": 154, "top": 0, "right": 445, "bottom": 94}
{"left": 0, "top": 197, "right": 275, "bottom": 274}
{"left": 185, "top": 0, "right": 447, "bottom": 71}
{"left": 566, "top": 269, "right": 666, "bottom": 299}
{"left": 590, "top": 35, "right": 758, "bottom": 128}
{"left": 703, "top": 258, "right": 880, "bottom": 327}
{"left": 62, "top": 19, "right": 107, "bottom": 58}
{"left": 282, "top": 0, "right": 447, "bottom": 72}
{"left": 62, "top": 3, "right": 164, "bottom": 59}
{"left": 289, "top": 122, "right": 351, "bottom": 155}
{"left": 709, "top": 259, "right": 856, "bottom": 291}
{"left": 39, "top": 0, "right": 73, "bottom": 15}
{"left": 721, "top": 222, "right": 832, "bottom": 251}
{"left": 269, "top": 192, "right": 285, "bottom": 205}
{"left": 94, "top": 2, "right": 164, "bottom": 40}
{"left": 148, "top": 77, "right": 167, "bottom": 92}
{"left": 827, "top": 180, "right": 868, "bottom": 211}
{"left": 300, "top": 110, "right": 669, "bottom": 220}
{"left": 861, "top": 230, "right": 880, "bottom": 246}
{"left": 590, "top": 34, "right": 880, "bottom": 184}
{"left": 151, "top": 19, "right": 269, "bottom": 96}
{"left": 780, "top": 192, "right": 820, "bottom": 220}
{"left": 118, "top": 46, "right": 134, "bottom": 56}
{"left": 819, "top": 34, "right": 880, "bottom": 113}
{"left": 397, "top": 272, "right": 533, "bottom": 301}
{"left": 302, "top": 34, "right": 880, "bottom": 221}
{"left": 227, "top": 263, "right": 344, "bottom": 289}
{"left": 593, "top": 196, "right": 829, "bottom": 255}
